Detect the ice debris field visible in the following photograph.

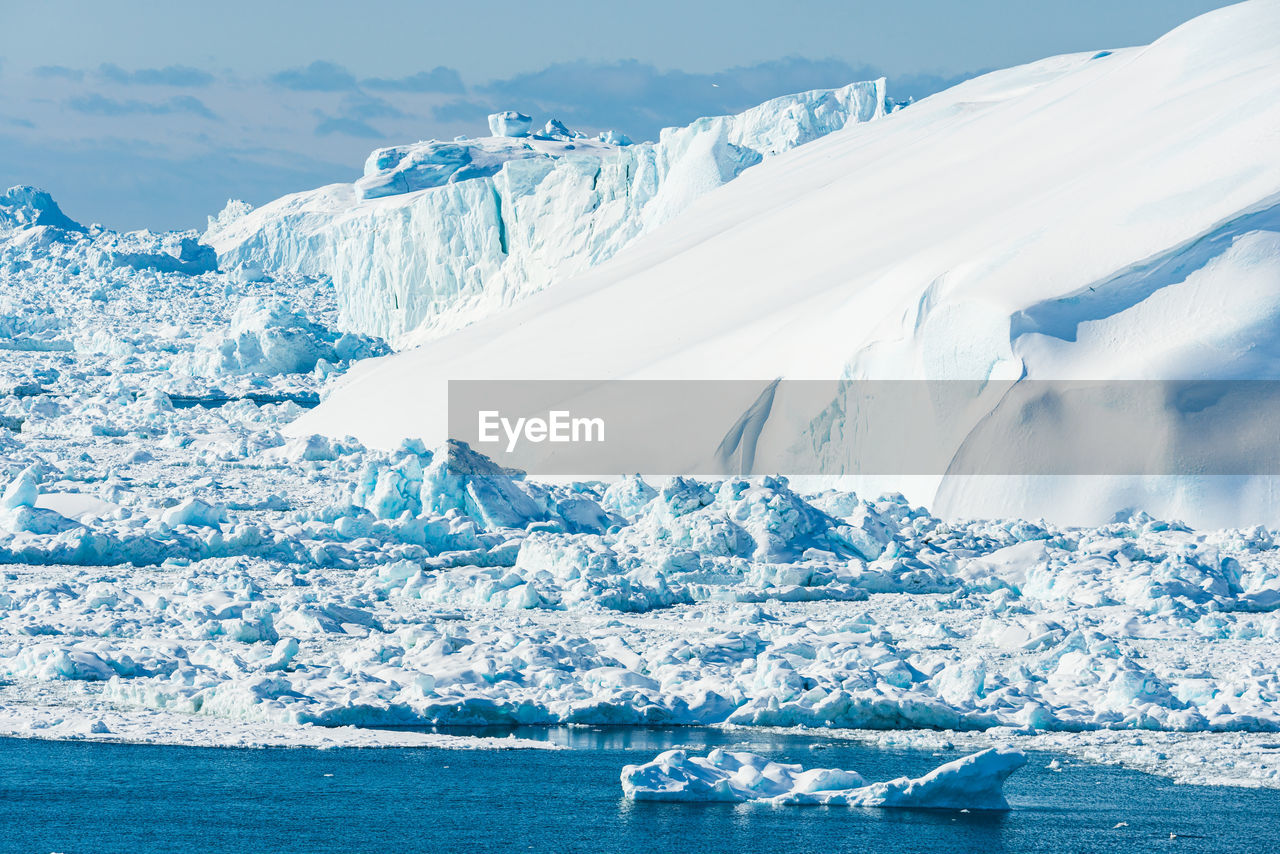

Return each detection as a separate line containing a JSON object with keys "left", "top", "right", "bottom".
{"left": 4, "top": 0, "right": 1280, "bottom": 793}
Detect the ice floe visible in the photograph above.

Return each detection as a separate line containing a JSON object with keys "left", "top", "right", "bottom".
{"left": 621, "top": 746, "right": 1027, "bottom": 809}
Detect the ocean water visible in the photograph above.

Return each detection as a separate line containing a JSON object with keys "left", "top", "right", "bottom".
{"left": 3, "top": 728, "right": 1276, "bottom": 853}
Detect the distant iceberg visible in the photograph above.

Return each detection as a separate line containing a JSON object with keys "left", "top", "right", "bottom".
{"left": 204, "top": 80, "right": 889, "bottom": 345}
{"left": 2, "top": 184, "right": 216, "bottom": 277}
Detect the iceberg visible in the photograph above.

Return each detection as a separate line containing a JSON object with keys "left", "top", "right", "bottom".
{"left": 2, "top": 184, "right": 215, "bottom": 276}
{"left": 204, "top": 80, "right": 889, "bottom": 344}
{"left": 293, "top": 0, "right": 1280, "bottom": 527}
{"left": 621, "top": 747, "right": 1028, "bottom": 810}
{"left": 487, "top": 111, "right": 533, "bottom": 138}
{"left": 0, "top": 186, "right": 85, "bottom": 234}
{"left": 1, "top": 466, "right": 39, "bottom": 510}
{"left": 188, "top": 296, "right": 388, "bottom": 378}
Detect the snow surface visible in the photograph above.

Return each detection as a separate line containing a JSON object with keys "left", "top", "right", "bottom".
{"left": 295, "top": 0, "right": 1280, "bottom": 528}
{"left": 204, "top": 82, "right": 888, "bottom": 345}
{"left": 621, "top": 746, "right": 1026, "bottom": 809}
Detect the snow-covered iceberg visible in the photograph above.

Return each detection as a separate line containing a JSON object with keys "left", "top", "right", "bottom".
{"left": 0, "top": 186, "right": 84, "bottom": 234}
{"left": 621, "top": 747, "right": 1027, "bottom": 810}
{"left": 204, "top": 81, "right": 889, "bottom": 344}
{"left": 294, "top": 0, "right": 1280, "bottom": 527}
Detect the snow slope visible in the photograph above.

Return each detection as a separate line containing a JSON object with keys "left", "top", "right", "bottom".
{"left": 295, "top": 0, "right": 1280, "bottom": 527}
{"left": 204, "top": 82, "right": 888, "bottom": 345}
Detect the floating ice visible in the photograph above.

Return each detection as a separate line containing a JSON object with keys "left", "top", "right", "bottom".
{"left": 1, "top": 466, "right": 39, "bottom": 510}
{"left": 596, "top": 130, "right": 632, "bottom": 146}
{"left": 541, "top": 119, "right": 577, "bottom": 140}
{"left": 621, "top": 747, "right": 1028, "bottom": 810}
{"left": 88, "top": 230, "right": 217, "bottom": 275}
{"left": 159, "top": 498, "right": 224, "bottom": 529}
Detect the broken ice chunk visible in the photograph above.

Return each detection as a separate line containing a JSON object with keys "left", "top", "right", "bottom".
{"left": 488, "top": 111, "right": 533, "bottom": 138}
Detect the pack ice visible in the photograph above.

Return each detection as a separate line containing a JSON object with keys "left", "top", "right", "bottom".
{"left": 203, "top": 81, "right": 889, "bottom": 344}
{"left": 295, "top": 0, "right": 1280, "bottom": 529}
{"left": 621, "top": 747, "right": 1027, "bottom": 810}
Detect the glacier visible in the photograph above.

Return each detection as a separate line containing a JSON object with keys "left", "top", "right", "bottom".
{"left": 203, "top": 81, "right": 889, "bottom": 345}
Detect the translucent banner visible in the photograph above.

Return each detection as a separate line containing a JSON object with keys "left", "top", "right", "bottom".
{"left": 447, "top": 379, "right": 1280, "bottom": 476}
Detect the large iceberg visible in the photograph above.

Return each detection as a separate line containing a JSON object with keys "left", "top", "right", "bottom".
{"left": 621, "top": 747, "right": 1028, "bottom": 810}
{"left": 294, "top": 0, "right": 1280, "bottom": 528}
{"left": 204, "top": 81, "right": 889, "bottom": 345}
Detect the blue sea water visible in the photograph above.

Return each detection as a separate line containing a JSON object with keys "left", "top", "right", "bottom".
{"left": 2, "top": 727, "right": 1277, "bottom": 853}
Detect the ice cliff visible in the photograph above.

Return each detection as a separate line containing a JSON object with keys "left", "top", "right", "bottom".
{"left": 204, "top": 81, "right": 890, "bottom": 345}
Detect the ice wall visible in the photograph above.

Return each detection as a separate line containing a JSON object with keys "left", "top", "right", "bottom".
{"left": 204, "top": 81, "right": 888, "bottom": 346}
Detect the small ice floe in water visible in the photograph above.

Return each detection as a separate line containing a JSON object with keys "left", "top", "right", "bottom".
{"left": 1047, "top": 758, "right": 1063, "bottom": 771}
{"left": 620, "top": 747, "right": 1027, "bottom": 810}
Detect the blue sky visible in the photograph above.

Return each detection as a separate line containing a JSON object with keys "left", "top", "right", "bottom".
{"left": 0, "top": 0, "right": 1234, "bottom": 230}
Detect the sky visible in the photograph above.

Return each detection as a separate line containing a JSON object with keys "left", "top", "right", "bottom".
{"left": 0, "top": 0, "right": 1236, "bottom": 231}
